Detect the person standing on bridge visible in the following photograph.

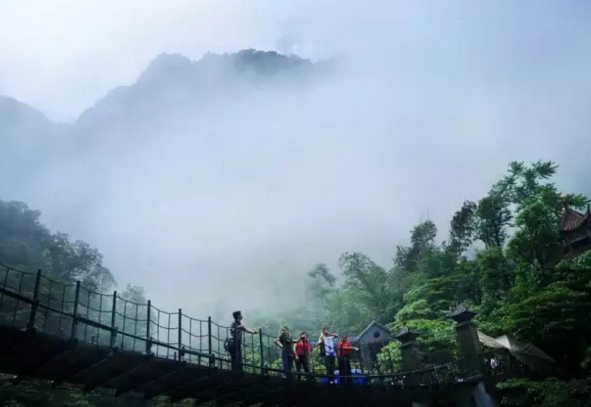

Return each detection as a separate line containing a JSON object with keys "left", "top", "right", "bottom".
{"left": 229, "top": 310, "right": 258, "bottom": 374}
{"left": 337, "top": 333, "right": 358, "bottom": 385}
{"left": 319, "top": 327, "right": 338, "bottom": 384}
{"left": 294, "top": 331, "right": 311, "bottom": 379}
{"left": 274, "top": 326, "right": 296, "bottom": 379}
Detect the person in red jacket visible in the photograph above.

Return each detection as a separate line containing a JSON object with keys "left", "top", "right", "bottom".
{"left": 294, "top": 332, "right": 311, "bottom": 379}
{"left": 337, "top": 333, "right": 358, "bottom": 384}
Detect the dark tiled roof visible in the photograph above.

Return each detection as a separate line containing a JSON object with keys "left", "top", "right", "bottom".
{"left": 560, "top": 204, "right": 591, "bottom": 232}
{"left": 352, "top": 321, "right": 391, "bottom": 344}
{"left": 394, "top": 326, "right": 420, "bottom": 343}
{"left": 446, "top": 304, "right": 477, "bottom": 323}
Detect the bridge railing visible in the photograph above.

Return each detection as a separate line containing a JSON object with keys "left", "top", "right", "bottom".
{"left": 0, "top": 263, "right": 475, "bottom": 387}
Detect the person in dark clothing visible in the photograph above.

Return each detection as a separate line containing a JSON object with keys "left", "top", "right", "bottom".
{"left": 229, "top": 310, "right": 258, "bottom": 374}
{"left": 337, "top": 333, "right": 358, "bottom": 385}
{"left": 274, "top": 326, "right": 296, "bottom": 378}
{"left": 294, "top": 332, "right": 311, "bottom": 380}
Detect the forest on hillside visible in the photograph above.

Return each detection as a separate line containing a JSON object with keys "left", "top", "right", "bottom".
{"left": 252, "top": 161, "right": 591, "bottom": 406}
{"left": 1, "top": 160, "right": 591, "bottom": 406}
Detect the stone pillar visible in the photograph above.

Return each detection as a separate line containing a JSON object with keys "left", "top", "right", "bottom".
{"left": 395, "top": 326, "right": 423, "bottom": 372}
{"left": 448, "top": 305, "right": 483, "bottom": 375}
{"left": 395, "top": 326, "right": 426, "bottom": 388}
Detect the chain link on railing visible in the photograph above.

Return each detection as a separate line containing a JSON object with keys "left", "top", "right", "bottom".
{"left": 0, "top": 263, "right": 475, "bottom": 387}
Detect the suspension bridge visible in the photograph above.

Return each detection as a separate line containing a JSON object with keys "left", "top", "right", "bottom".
{"left": 0, "top": 264, "right": 490, "bottom": 406}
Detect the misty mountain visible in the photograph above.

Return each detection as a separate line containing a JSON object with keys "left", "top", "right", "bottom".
{"left": 2, "top": 49, "right": 319, "bottom": 152}
{"left": 1, "top": 49, "right": 334, "bottom": 309}
{"left": 0, "top": 96, "right": 70, "bottom": 193}
{"left": 75, "top": 50, "right": 318, "bottom": 138}
{"left": 9, "top": 45, "right": 589, "bottom": 316}
{"left": 1, "top": 49, "right": 324, "bottom": 194}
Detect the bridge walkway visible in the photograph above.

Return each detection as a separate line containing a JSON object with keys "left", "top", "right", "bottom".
{"left": 0, "top": 264, "right": 479, "bottom": 406}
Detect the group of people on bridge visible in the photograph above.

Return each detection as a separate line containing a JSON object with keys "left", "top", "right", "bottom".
{"left": 226, "top": 310, "right": 359, "bottom": 384}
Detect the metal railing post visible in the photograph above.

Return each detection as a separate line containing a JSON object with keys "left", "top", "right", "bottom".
{"left": 71, "top": 281, "right": 81, "bottom": 340}
{"left": 110, "top": 291, "right": 117, "bottom": 348}
{"left": 258, "top": 329, "right": 264, "bottom": 375}
{"left": 26, "top": 269, "right": 42, "bottom": 331}
{"left": 0, "top": 265, "right": 9, "bottom": 311}
{"left": 207, "top": 316, "right": 213, "bottom": 366}
{"left": 178, "top": 308, "right": 182, "bottom": 361}
{"left": 145, "top": 300, "right": 152, "bottom": 355}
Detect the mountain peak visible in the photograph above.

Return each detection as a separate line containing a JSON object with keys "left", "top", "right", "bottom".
{"left": 136, "top": 49, "right": 314, "bottom": 85}
{"left": 76, "top": 49, "right": 319, "bottom": 127}
{"left": 137, "top": 53, "right": 194, "bottom": 83}
{"left": 231, "top": 49, "right": 313, "bottom": 75}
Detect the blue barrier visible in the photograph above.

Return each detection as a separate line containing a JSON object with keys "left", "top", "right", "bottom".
{"left": 319, "top": 369, "right": 365, "bottom": 385}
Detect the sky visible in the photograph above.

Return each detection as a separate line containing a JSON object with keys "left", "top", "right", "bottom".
{"left": 1, "top": 0, "right": 591, "bottom": 322}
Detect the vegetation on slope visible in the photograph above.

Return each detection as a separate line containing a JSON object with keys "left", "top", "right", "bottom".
{"left": 259, "top": 161, "right": 591, "bottom": 406}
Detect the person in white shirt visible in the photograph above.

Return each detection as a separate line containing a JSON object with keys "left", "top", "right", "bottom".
{"left": 319, "top": 326, "right": 338, "bottom": 383}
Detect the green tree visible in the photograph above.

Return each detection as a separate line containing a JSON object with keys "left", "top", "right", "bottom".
{"left": 339, "top": 252, "right": 393, "bottom": 324}
{"left": 306, "top": 263, "right": 336, "bottom": 299}
{"left": 449, "top": 200, "right": 477, "bottom": 253}
{"left": 395, "top": 220, "right": 438, "bottom": 272}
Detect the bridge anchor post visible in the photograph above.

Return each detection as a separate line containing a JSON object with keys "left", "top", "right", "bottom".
{"left": 394, "top": 326, "right": 425, "bottom": 386}
{"left": 448, "top": 305, "right": 483, "bottom": 377}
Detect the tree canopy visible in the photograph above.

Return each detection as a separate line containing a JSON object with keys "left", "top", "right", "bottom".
{"left": 263, "top": 160, "right": 591, "bottom": 406}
